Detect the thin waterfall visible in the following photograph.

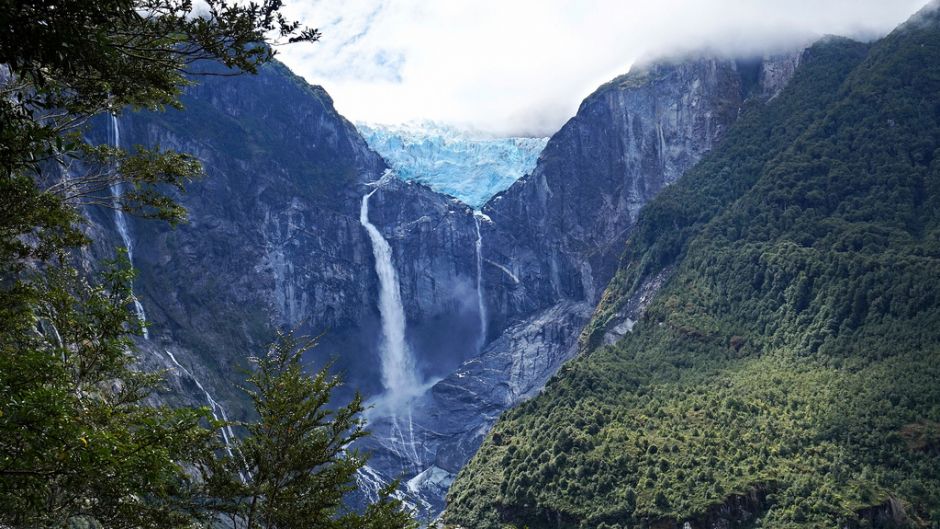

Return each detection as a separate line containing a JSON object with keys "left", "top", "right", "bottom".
{"left": 163, "top": 350, "right": 248, "bottom": 483}
{"left": 360, "top": 183, "right": 420, "bottom": 407}
{"left": 474, "top": 213, "right": 488, "bottom": 351}
{"left": 355, "top": 464, "right": 387, "bottom": 504}
{"left": 109, "top": 115, "right": 149, "bottom": 339}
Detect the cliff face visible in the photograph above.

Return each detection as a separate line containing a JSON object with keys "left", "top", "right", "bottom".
{"left": 84, "top": 61, "right": 483, "bottom": 416}
{"left": 483, "top": 53, "right": 801, "bottom": 425}
{"left": 358, "top": 52, "right": 804, "bottom": 516}
{"left": 82, "top": 49, "right": 803, "bottom": 518}
{"left": 356, "top": 176, "right": 482, "bottom": 382}
{"left": 482, "top": 53, "right": 801, "bottom": 328}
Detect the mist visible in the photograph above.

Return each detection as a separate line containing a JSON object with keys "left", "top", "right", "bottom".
{"left": 275, "top": 0, "right": 929, "bottom": 136}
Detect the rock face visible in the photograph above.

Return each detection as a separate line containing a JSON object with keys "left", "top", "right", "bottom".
{"left": 484, "top": 56, "right": 768, "bottom": 326}
{"left": 84, "top": 61, "right": 482, "bottom": 415}
{"left": 357, "top": 52, "right": 806, "bottom": 516}
{"left": 81, "top": 50, "right": 803, "bottom": 519}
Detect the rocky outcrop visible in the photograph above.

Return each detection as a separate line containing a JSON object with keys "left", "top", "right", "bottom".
{"left": 371, "top": 51, "right": 805, "bottom": 515}
{"left": 482, "top": 54, "right": 795, "bottom": 330}
{"left": 84, "top": 61, "right": 482, "bottom": 415}
{"left": 601, "top": 266, "right": 673, "bottom": 346}
{"left": 82, "top": 48, "right": 805, "bottom": 519}
{"left": 759, "top": 51, "right": 803, "bottom": 100}
{"left": 676, "top": 488, "right": 769, "bottom": 529}
{"left": 849, "top": 499, "right": 910, "bottom": 529}
{"left": 356, "top": 300, "right": 594, "bottom": 514}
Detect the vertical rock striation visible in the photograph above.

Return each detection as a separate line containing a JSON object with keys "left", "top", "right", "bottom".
{"left": 84, "top": 61, "right": 484, "bottom": 420}
{"left": 79, "top": 48, "right": 805, "bottom": 519}
{"left": 371, "top": 51, "right": 807, "bottom": 516}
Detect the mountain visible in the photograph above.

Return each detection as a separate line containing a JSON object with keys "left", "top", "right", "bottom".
{"left": 77, "top": 11, "right": 934, "bottom": 524}
{"left": 80, "top": 59, "right": 491, "bottom": 424}
{"left": 356, "top": 122, "right": 548, "bottom": 208}
{"left": 356, "top": 51, "right": 805, "bottom": 516}
{"left": 78, "top": 42, "right": 806, "bottom": 517}
{"left": 77, "top": 56, "right": 524, "bottom": 517}
{"left": 445, "top": 5, "right": 940, "bottom": 528}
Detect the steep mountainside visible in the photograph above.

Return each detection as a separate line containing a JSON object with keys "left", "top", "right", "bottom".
{"left": 364, "top": 51, "right": 806, "bottom": 516}
{"left": 483, "top": 51, "right": 801, "bottom": 326}
{"left": 82, "top": 61, "right": 484, "bottom": 418}
{"left": 80, "top": 37, "right": 807, "bottom": 520}
{"left": 446, "top": 6, "right": 940, "bottom": 528}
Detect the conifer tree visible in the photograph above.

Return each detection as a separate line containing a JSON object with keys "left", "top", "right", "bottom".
{"left": 201, "top": 333, "right": 416, "bottom": 529}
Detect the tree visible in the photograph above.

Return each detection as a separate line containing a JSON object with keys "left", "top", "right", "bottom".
{"left": 0, "top": 1, "right": 406, "bottom": 527}
{"left": 0, "top": 255, "right": 219, "bottom": 528}
{"left": 201, "top": 333, "right": 417, "bottom": 529}
{"left": 1, "top": 1, "right": 317, "bottom": 524}
{"left": 1, "top": 0, "right": 321, "bottom": 269}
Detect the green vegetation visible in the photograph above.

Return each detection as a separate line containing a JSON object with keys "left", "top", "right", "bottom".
{"left": 200, "top": 333, "right": 416, "bottom": 529}
{"left": 445, "top": 8, "right": 940, "bottom": 529}
{"left": 0, "top": 256, "right": 217, "bottom": 528}
{"left": 0, "top": 2, "right": 413, "bottom": 528}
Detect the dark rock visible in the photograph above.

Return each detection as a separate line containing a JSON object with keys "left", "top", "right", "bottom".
{"left": 80, "top": 50, "right": 804, "bottom": 518}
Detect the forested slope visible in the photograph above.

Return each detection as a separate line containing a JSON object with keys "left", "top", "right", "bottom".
{"left": 444, "top": 5, "right": 940, "bottom": 529}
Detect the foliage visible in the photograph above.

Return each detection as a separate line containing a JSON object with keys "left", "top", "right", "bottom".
{"left": 200, "top": 332, "right": 417, "bottom": 529}
{"left": 0, "top": 256, "right": 217, "bottom": 528}
{"left": 0, "top": 0, "right": 320, "bottom": 267}
{"left": 0, "top": 2, "right": 315, "bottom": 525}
{"left": 0, "top": 1, "right": 414, "bottom": 528}
{"left": 445, "top": 8, "right": 940, "bottom": 529}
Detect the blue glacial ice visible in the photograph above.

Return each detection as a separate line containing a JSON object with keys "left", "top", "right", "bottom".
{"left": 357, "top": 122, "right": 548, "bottom": 209}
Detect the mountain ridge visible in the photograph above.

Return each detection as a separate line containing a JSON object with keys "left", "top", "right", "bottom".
{"left": 444, "top": 6, "right": 940, "bottom": 527}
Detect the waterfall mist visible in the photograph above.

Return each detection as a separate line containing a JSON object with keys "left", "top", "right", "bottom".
{"left": 360, "top": 182, "right": 422, "bottom": 413}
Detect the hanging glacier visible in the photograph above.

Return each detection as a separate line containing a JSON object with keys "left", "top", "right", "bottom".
{"left": 356, "top": 121, "right": 547, "bottom": 208}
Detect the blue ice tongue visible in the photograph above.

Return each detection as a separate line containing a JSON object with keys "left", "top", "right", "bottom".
{"left": 357, "top": 121, "right": 548, "bottom": 209}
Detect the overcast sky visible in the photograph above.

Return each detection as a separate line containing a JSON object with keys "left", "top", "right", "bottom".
{"left": 274, "top": 0, "right": 928, "bottom": 137}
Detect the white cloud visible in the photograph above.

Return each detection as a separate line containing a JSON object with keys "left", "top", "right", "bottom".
{"left": 274, "top": 0, "right": 928, "bottom": 136}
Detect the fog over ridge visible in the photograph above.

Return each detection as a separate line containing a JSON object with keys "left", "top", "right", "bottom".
{"left": 276, "top": 0, "right": 928, "bottom": 136}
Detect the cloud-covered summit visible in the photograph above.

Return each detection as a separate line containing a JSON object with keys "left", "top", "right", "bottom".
{"left": 277, "top": 0, "right": 927, "bottom": 136}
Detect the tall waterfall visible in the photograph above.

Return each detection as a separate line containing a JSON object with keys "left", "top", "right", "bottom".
{"left": 163, "top": 350, "right": 248, "bottom": 483}
{"left": 109, "top": 115, "right": 149, "bottom": 340}
{"left": 360, "top": 184, "right": 420, "bottom": 407}
{"left": 474, "top": 213, "right": 488, "bottom": 351}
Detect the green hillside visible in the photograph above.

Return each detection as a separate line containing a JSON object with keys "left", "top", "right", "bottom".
{"left": 444, "top": 6, "right": 940, "bottom": 529}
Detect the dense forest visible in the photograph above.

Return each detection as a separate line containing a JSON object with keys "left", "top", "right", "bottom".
{"left": 445, "top": 6, "right": 940, "bottom": 529}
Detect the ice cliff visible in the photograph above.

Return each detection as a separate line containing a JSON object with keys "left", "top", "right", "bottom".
{"left": 357, "top": 122, "right": 547, "bottom": 208}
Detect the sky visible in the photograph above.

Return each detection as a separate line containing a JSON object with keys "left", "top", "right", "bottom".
{"left": 273, "top": 0, "right": 929, "bottom": 137}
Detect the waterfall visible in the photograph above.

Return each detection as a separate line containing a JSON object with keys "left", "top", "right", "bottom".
{"left": 360, "top": 184, "right": 420, "bottom": 408}
{"left": 109, "top": 115, "right": 149, "bottom": 340}
{"left": 474, "top": 213, "right": 488, "bottom": 351}
{"left": 163, "top": 350, "right": 248, "bottom": 483}
{"left": 355, "top": 464, "right": 387, "bottom": 504}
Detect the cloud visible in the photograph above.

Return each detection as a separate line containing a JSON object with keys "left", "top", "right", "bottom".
{"left": 274, "top": 0, "right": 928, "bottom": 136}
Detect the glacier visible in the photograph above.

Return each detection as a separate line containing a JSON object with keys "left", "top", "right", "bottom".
{"left": 356, "top": 122, "right": 548, "bottom": 208}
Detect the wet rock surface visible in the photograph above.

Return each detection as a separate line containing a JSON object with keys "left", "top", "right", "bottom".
{"left": 81, "top": 51, "right": 802, "bottom": 518}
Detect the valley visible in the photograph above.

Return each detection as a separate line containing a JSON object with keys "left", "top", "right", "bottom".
{"left": 4, "top": 1, "right": 940, "bottom": 528}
